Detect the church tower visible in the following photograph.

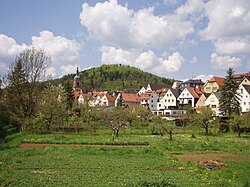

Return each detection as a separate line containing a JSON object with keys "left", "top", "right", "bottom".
{"left": 73, "top": 67, "right": 81, "bottom": 91}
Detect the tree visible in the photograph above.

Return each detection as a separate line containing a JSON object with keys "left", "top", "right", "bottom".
{"left": 5, "top": 48, "right": 51, "bottom": 121}
{"left": 229, "top": 112, "right": 250, "bottom": 137}
{"left": 102, "top": 107, "right": 130, "bottom": 141}
{"left": 191, "top": 108, "right": 215, "bottom": 136}
{"left": 35, "top": 83, "right": 67, "bottom": 133}
{"left": 219, "top": 68, "right": 241, "bottom": 117}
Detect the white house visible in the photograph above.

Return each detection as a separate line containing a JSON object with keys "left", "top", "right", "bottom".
{"left": 178, "top": 87, "right": 200, "bottom": 108}
{"left": 138, "top": 87, "right": 146, "bottom": 94}
{"left": 158, "top": 88, "right": 179, "bottom": 110}
{"left": 148, "top": 92, "right": 160, "bottom": 111}
{"left": 205, "top": 92, "right": 221, "bottom": 116}
{"left": 238, "top": 84, "right": 250, "bottom": 113}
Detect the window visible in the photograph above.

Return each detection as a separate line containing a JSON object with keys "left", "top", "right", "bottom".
{"left": 168, "top": 99, "right": 170, "bottom": 102}
{"left": 170, "top": 94, "right": 172, "bottom": 96}
{"left": 211, "top": 105, "right": 216, "bottom": 108}
{"left": 187, "top": 93, "right": 189, "bottom": 96}
{"left": 241, "top": 89, "right": 243, "bottom": 94}
{"left": 151, "top": 105, "right": 153, "bottom": 108}
{"left": 212, "top": 87, "right": 217, "bottom": 90}
{"left": 165, "top": 100, "right": 167, "bottom": 102}
{"left": 172, "top": 99, "right": 174, "bottom": 102}
{"left": 210, "top": 99, "right": 215, "bottom": 102}
{"left": 159, "top": 104, "right": 161, "bottom": 107}
{"left": 167, "top": 94, "right": 169, "bottom": 96}
{"left": 151, "top": 100, "right": 153, "bottom": 103}
{"left": 206, "top": 87, "right": 211, "bottom": 91}
{"left": 244, "top": 102, "right": 246, "bottom": 105}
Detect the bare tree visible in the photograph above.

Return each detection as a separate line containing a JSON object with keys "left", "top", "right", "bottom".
{"left": 5, "top": 48, "right": 51, "bottom": 121}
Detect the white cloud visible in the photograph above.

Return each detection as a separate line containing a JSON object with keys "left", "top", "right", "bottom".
{"left": 32, "top": 31, "right": 81, "bottom": 63}
{"left": 135, "top": 50, "right": 158, "bottom": 70}
{"left": 100, "top": 46, "right": 184, "bottom": 74}
{"left": 0, "top": 32, "right": 81, "bottom": 77}
{"left": 190, "top": 56, "right": 198, "bottom": 64}
{"left": 175, "top": 0, "right": 204, "bottom": 17}
{"left": 214, "top": 38, "right": 250, "bottom": 55}
{"left": 46, "top": 67, "right": 57, "bottom": 78}
{"left": 200, "top": 0, "right": 250, "bottom": 40}
{"left": 194, "top": 74, "right": 214, "bottom": 83}
{"left": 153, "top": 52, "right": 184, "bottom": 73}
{"left": 60, "top": 64, "right": 78, "bottom": 75}
{"left": 80, "top": 0, "right": 194, "bottom": 49}
{"left": 210, "top": 53, "right": 241, "bottom": 70}
{"left": 0, "top": 34, "right": 27, "bottom": 71}
{"left": 100, "top": 46, "right": 138, "bottom": 66}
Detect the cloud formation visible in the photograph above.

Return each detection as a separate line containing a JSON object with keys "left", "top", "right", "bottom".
{"left": 0, "top": 31, "right": 81, "bottom": 77}
{"left": 210, "top": 53, "right": 241, "bottom": 70}
{"left": 100, "top": 46, "right": 184, "bottom": 75}
{"left": 80, "top": 0, "right": 194, "bottom": 50}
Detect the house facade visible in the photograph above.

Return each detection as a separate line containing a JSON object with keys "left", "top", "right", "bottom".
{"left": 178, "top": 87, "right": 199, "bottom": 108}
{"left": 238, "top": 84, "right": 250, "bottom": 113}
{"left": 205, "top": 92, "right": 221, "bottom": 116}
{"left": 158, "top": 88, "right": 179, "bottom": 110}
{"left": 203, "top": 76, "right": 224, "bottom": 93}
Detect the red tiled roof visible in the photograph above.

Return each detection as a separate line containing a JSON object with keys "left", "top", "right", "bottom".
{"left": 195, "top": 85, "right": 204, "bottom": 95}
{"left": 122, "top": 93, "right": 140, "bottom": 103}
{"left": 187, "top": 87, "right": 200, "bottom": 98}
{"left": 139, "top": 93, "right": 151, "bottom": 100}
{"left": 208, "top": 76, "right": 225, "bottom": 86}
{"left": 106, "top": 94, "right": 116, "bottom": 102}
{"left": 233, "top": 72, "right": 250, "bottom": 79}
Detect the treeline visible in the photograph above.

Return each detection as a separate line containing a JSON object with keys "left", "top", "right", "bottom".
{"left": 54, "top": 64, "right": 174, "bottom": 92}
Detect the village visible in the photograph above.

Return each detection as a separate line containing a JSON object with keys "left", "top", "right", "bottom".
{"left": 72, "top": 68, "right": 250, "bottom": 118}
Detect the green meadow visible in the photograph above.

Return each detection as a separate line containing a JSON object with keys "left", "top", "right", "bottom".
{"left": 0, "top": 128, "right": 250, "bottom": 187}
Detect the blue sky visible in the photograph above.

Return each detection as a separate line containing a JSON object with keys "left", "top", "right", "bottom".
{"left": 0, "top": 0, "right": 249, "bottom": 82}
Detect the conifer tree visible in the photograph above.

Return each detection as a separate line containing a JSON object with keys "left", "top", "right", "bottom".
{"left": 219, "top": 68, "right": 241, "bottom": 117}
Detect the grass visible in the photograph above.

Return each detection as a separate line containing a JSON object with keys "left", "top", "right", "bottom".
{"left": 0, "top": 128, "right": 250, "bottom": 187}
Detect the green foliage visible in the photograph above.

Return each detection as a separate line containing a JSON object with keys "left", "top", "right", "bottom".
{"left": 191, "top": 108, "right": 215, "bottom": 136}
{"left": 220, "top": 68, "right": 241, "bottom": 117}
{"left": 55, "top": 64, "right": 174, "bottom": 92}
{"left": 229, "top": 113, "right": 250, "bottom": 137}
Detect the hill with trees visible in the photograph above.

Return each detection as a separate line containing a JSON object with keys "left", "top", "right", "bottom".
{"left": 54, "top": 64, "right": 174, "bottom": 92}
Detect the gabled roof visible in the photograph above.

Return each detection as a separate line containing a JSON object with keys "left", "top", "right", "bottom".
{"left": 121, "top": 93, "right": 140, "bottom": 103}
{"left": 139, "top": 93, "right": 151, "bottom": 100}
{"left": 195, "top": 85, "right": 204, "bottom": 95}
{"left": 233, "top": 72, "right": 250, "bottom": 79}
{"left": 106, "top": 94, "right": 116, "bottom": 102}
{"left": 208, "top": 76, "right": 225, "bottom": 86}
{"left": 242, "top": 85, "right": 250, "bottom": 94}
{"left": 169, "top": 88, "right": 179, "bottom": 98}
{"left": 214, "top": 92, "right": 222, "bottom": 100}
{"left": 187, "top": 87, "right": 200, "bottom": 98}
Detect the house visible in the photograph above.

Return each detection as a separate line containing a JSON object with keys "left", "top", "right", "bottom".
{"left": 138, "top": 87, "right": 146, "bottom": 94}
{"left": 233, "top": 72, "right": 250, "bottom": 82}
{"left": 178, "top": 87, "right": 200, "bottom": 108}
{"left": 203, "top": 76, "right": 224, "bottom": 93}
{"left": 119, "top": 93, "right": 141, "bottom": 107}
{"left": 240, "top": 77, "right": 250, "bottom": 86}
{"left": 148, "top": 92, "right": 160, "bottom": 111}
{"left": 196, "top": 93, "right": 210, "bottom": 110}
{"left": 106, "top": 94, "right": 117, "bottom": 107}
{"left": 158, "top": 88, "right": 179, "bottom": 110}
{"left": 146, "top": 83, "right": 171, "bottom": 92}
{"left": 179, "top": 79, "right": 204, "bottom": 90}
{"left": 139, "top": 93, "right": 151, "bottom": 108}
{"left": 238, "top": 85, "right": 250, "bottom": 113}
{"left": 205, "top": 92, "right": 221, "bottom": 116}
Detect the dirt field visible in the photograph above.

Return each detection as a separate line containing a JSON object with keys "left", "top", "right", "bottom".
{"left": 172, "top": 151, "right": 248, "bottom": 162}
{"left": 18, "top": 143, "right": 149, "bottom": 149}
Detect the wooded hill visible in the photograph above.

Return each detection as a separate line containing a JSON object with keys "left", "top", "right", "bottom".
{"left": 54, "top": 64, "right": 174, "bottom": 92}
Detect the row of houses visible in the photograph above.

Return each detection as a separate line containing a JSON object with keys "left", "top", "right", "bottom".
{"left": 72, "top": 68, "right": 250, "bottom": 116}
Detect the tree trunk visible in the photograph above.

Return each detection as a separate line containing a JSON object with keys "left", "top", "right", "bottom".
{"left": 116, "top": 129, "right": 119, "bottom": 137}
{"left": 238, "top": 129, "right": 241, "bottom": 137}
{"left": 169, "top": 130, "right": 173, "bottom": 141}
{"left": 205, "top": 125, "right": 209, "bottom": 136}
{"left": 112, "top": 129, "right": 115, "bottom": 141}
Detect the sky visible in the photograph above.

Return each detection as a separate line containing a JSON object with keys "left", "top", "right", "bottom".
{"left": 0, "top": 0, "right": 250, "bottom": 82}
